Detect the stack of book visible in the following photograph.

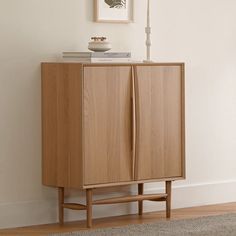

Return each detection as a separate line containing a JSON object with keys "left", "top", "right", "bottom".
{"left": 62, "top": 52, "right": 132, "bottom": 63}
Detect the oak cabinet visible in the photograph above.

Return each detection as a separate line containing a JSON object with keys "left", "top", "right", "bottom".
{"left": 42, "top": 63, "right": 185, "bottom": 227}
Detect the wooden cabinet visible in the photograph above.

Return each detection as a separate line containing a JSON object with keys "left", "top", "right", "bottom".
{"left": 42, "top": 63, "right": 185, "bottom": 227}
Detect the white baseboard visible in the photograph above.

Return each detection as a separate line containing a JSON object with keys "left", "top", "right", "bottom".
{"left": 1, "top": 180, "right": 236, "bottom": 229}
{"left": 144, "top": 179, "right": 236, "bottom": 213}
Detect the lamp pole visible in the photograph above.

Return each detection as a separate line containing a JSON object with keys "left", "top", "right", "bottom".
{"left": 144, "top": 0, "right": 153, "bottom": 63}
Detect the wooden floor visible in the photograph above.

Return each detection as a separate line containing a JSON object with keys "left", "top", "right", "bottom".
{"left": 1, "top": 202, "right": 236, "bottom": 235}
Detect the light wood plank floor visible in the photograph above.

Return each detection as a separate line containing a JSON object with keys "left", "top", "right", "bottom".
{"left": 1, "top": 202, "right": 236, "bottom": 235}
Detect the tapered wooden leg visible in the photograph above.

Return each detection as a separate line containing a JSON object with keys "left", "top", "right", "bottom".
{"left": 166, "top": 181, "right": 172, "bottom": 218}
{"left": 86, "top": 189, "right": 93, "bottom": 228}
{"left": 58, "top": 187, "right": 64, "bottom": 225}
{"left": 138, "top": 183, "right": 144, "bottom": 215}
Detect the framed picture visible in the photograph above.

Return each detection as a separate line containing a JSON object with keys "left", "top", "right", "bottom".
{"left": 94, "top": 0, "right": 133, "bottom": 23}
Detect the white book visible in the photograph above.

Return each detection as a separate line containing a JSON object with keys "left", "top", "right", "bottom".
{"left": 62, "top": 57, "right": 133, "bottom": 63}
{"left": 63, "top": 52, "right": 131, "bottom": 58}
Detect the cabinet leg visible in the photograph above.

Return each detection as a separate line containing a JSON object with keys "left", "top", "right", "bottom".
{"left": 86, "top": 189, "right": 93, "bottom": 228}
{"left": 58, "top": 187, "right": 64, "bottom": 225}
{"left": 166, "top": 181, "right": 172, "bottom": 218}
{"left": 138, "top": 183, "right": 144, "bottom": 215}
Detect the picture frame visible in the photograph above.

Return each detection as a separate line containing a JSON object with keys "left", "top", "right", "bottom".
{"left": 94, "top": 0, "right": 134, "bottom": 23}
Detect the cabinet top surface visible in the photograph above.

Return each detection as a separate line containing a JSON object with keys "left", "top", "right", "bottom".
{"left": 41, "top": 62, "right": 185, "bottom": 67}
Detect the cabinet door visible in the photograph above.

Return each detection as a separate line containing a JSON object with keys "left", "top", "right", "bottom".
{"left": 135, "top": 65, "right": 184, "bottom": 180}
{"left": 83, "top": 66, "right": 133, "bottom": 185}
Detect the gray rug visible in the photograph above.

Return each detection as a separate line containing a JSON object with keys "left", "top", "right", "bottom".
{"left": 50, "top": 213, "right": 236, "bottom": 236}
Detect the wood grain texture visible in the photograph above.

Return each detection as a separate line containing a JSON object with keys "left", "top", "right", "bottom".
{"left": 92, "top": 193, "right": 167, "bottom": 205}
{"left": 83, "top": 63, "right": 184, "bottom": 67}
{"left": 181, "top": 64, "right": 186, "bottom": 178}
{"left": 63, "top": 203, "right": 87, "bottom": 211}
{"left": 166, "top": 181, "right": 172, "bottom": 218}
{"left": 134, "top": 65, "right": 185, "bottom": 181}
{"left": 131, "top": 67, "right": 136, "bottom": 180}
{"left": 138, "top": 183, "right": 144, "bottom": 215}
{"left": 86, "top": 189, "right": 93, "bottom": 228}
{"left": 42, "top": 62, "right": 185, "bottom": 189}
{"left": 83, "top": 177, "right": 184, "bottom": 189}
{"left": 83, "top": 66, "right": 133, "bottom": 185}
{"left": 41, "top": 63, "right": 83, "bottom": 188}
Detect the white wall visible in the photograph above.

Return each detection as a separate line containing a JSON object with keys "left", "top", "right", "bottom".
{"left": 0, "top": 0, "right": 236, "bottom": 229}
